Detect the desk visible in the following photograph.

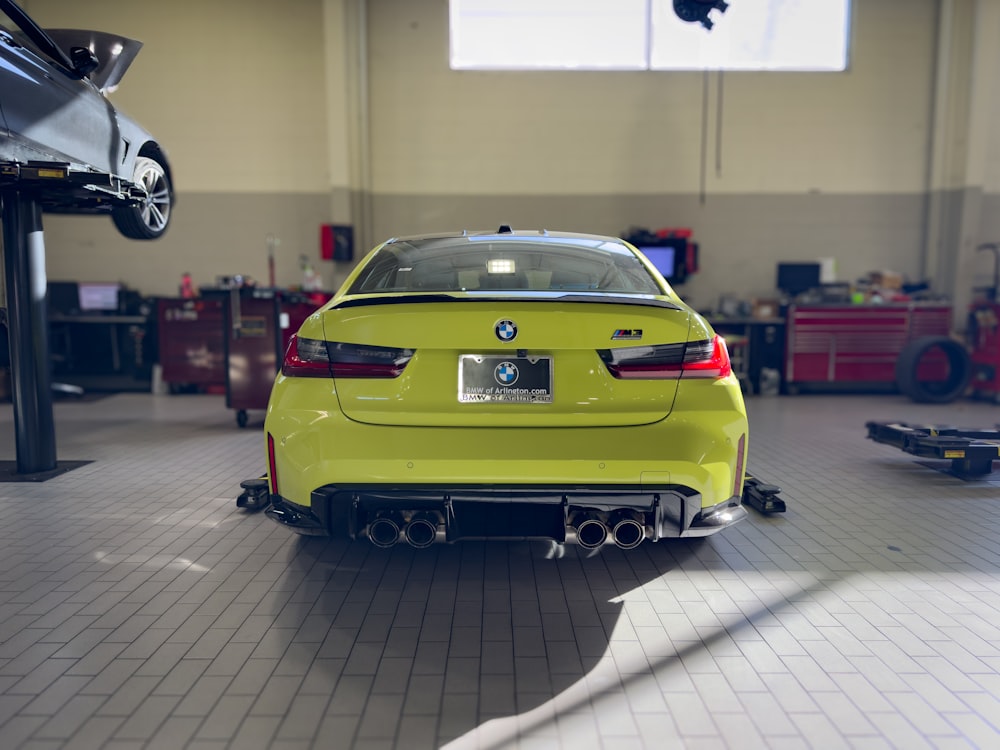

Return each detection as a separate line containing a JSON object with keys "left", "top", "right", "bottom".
{"left": 707, "top": 316, "right": 786, "bottom": 394}
{"left": 48, "top": 314, "right": 149, "bottom": 374}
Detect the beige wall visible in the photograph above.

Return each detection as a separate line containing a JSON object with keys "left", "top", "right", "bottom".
{"left": 368, "top": 0, "right": 937, "bottom": 196}
{"left": 25, "top": 0, "right": 342, "bottom": 295}
{"left": 26, "top": 0, "right": 332, "bottom": 193}
{"left": 366, "top": 0, "right": 939, "bottom": 307}
{"left": 8, "top": 0, "right": 994, "bottom": 310}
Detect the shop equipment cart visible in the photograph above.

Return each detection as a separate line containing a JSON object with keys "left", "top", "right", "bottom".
{"left": 969, "top": 243, "right": 1000, "bottom": 401}
{"left": 157, "top": 297, "right": 225, "bottom": 392}
{"left": 210, "top": 287, "right": 324, "bottom": 427}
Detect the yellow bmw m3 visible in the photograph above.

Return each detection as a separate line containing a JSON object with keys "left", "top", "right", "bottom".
{"left": 263, "top": 227, "right": 748, "bottom": 549}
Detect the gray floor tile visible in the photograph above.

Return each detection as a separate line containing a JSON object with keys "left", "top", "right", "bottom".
{"left": 1, "top": 394, "right": 999, "bottom": 749}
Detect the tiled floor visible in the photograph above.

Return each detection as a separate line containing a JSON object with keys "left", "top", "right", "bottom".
{"left": 1, "top": 391, "right": 999, "bottom": 749}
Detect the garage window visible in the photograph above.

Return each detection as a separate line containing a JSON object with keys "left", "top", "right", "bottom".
{"left": 450, "top": 0, "right": 851, "bottom": 72}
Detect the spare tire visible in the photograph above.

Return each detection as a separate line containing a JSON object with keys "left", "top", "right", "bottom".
{"left": 895, "top": 336, "right": 971, "bottom": 403}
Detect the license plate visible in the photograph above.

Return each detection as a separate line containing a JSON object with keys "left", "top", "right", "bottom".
{"left": 458, "top": 355, "right": 553, "bottom": 403}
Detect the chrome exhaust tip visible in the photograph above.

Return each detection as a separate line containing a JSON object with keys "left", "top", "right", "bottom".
{"left": 404, "top": 515, "right": 438, "bottom": 549}
{"left": 575, "top": 517, "right": 609, "bottom": 549}
{"left": 611, "top": 514, "right": 645, "bottom": 549}
{"left": 368, "top": 515, "right": 402, "bottom": 548}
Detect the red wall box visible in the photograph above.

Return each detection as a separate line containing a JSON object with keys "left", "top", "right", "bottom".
{"left": 320, "top": 224, "right": 354, "bottom": 261}
{"left": 784, "top": 303, "right": 952, "bottom": 392}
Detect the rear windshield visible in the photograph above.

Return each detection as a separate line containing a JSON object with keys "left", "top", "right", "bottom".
{"left": 347, "top": 237, "right": 664, "bottom": 295}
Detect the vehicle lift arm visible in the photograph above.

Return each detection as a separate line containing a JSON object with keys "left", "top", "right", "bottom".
{"left": 867, "top": 421, "right": 1000, "bottom": 478}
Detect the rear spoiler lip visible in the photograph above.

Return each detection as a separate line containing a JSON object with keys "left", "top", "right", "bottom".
{"left": 331, "top": 292, "right": 683, "bottom": 311}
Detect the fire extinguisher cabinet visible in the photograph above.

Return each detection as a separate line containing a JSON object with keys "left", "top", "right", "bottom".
{"left": 213, "top": 287, "right": 321, "bottom": 427}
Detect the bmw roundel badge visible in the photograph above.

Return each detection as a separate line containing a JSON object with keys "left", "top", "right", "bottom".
{"left": 494, "top": 361, "right": 519, "bottom": 386}
{"left": 495, "top": 319, "right": 518, "bottom": 342}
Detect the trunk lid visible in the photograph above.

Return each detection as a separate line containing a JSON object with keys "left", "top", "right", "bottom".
{"left": 323, "top": 296, "right": 691, "bottom": 427}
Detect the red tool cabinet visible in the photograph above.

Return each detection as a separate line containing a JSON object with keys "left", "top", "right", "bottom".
{"left": 215, "top": 288, "right": 324, "bottom": 427}
{"left": 969, "top": 301, "right": 1000, "bottom": 400}
{"left": 784, "top": 303, "right": 952, "bottom": 392}
{"left": 157, "top": 298, "right": 226, "bottom": 390}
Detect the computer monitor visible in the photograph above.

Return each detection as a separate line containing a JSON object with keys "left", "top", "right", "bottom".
{"left": 638, "top": 245, "right": 688, "bottom": 285}
{"left": 77, "top": 282, "right": 120, "bottom": 312}
{"left": 776, "top": 262, "right": 822, "bottom": 297}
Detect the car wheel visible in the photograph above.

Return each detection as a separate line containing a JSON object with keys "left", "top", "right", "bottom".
{"left": 112, "top": 155, "right": 172, "bottom": 240}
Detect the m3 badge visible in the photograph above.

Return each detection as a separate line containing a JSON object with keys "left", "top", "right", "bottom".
{"left": 611, "top": 329, "right": 643, "bottom": 340}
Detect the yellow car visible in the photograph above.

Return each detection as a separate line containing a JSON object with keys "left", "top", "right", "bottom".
{"left": 263, "top": 227, "right": 748, "bottom": 549}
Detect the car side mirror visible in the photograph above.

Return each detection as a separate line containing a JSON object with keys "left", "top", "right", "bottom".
{"left": 70, "top": 46, "right": 100, "bottom": 77}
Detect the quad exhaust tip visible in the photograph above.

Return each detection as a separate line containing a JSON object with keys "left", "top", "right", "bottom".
{"left": 368, "top": 509, "right": 646, "bottom": 550}
{"left": 368, "top": 511, "right": 441, "bottom": 549}
{"left": 611, "top": 517, "right": 645, "bottom": 550}
{"left": 368, "top": 515, "right": 402, "bottom": 548}
{"left": 404, "top": 516, "right": 438, "bottom": 549}
{"left": 575, "top": 517, "right": 609, "bottom": 549}
{"left": 574, "top": 511, "right": 647, "bottom": 549}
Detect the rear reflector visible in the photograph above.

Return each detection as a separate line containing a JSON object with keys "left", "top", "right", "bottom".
{"left": 599, "top": 335, "right": 732, "bottom": 380}
{"left": 267, "top": 432, "right": 279, "bottom": 496}
{"left": 281, "top": 335, "right": 413, "bottom": 379}
{"left": 733, "top": 433, "right": 746, "bottom": 497}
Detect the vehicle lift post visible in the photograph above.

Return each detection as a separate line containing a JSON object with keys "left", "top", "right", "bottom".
{"left": 1, "top": 190, "right": 57, "bottom": 474}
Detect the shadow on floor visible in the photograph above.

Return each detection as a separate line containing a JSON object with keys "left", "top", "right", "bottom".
{"left": 277, "top": 534, "right": 803, "bottom": 748}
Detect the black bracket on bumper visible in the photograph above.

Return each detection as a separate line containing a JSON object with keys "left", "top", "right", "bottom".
{"left": 742, "top": 473, "right": 787, "bottom": 513}
{"left": 264, "top": 495, "right": 327, "bottom": 535}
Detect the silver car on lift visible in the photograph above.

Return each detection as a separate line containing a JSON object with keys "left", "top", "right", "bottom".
{"left": 0, "top": 0, "right": 172, "bottom": 240}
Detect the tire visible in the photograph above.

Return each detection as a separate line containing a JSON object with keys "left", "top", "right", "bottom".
{"left": 112, "top": 155, "right": 172, "bottom": 240}
{"left": 895, "top": 336, "right": 972, "bottom": 404}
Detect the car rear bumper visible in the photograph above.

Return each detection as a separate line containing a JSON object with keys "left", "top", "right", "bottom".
{"left": 266, "top": 393, "right": 748, "bottom": 506}
{"left": 264, "top": 484, "right": 748, "bottom": 546}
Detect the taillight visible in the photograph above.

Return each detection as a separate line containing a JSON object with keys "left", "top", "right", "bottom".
{"left": 281, "top": 335, "right": 414, "bottom": 379}
{"left": 680, "top": 336, "right": 732, "bottom": 379}
{"left": 328, "top": 341, "right": 414, "bottom": 378}
{"left": 599, "top": 342, "right": 685, "bottom": 379}
{"left": 281, "top": 335, "right": 333, "bottom": 378}
{"left": 599, "top": 335, "right": 731, "bottom": 380}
